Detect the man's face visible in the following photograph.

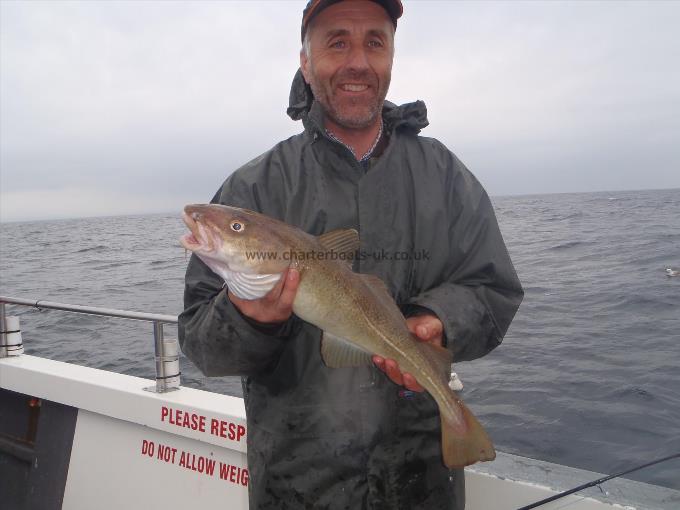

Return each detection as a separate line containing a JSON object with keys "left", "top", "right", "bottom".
{"left": 300, "top": 0, "right": 395, "bottom": 130}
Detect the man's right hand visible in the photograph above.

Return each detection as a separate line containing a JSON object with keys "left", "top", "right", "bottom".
{"left": 228, "top": 268, "right": 300, "bottom": 324}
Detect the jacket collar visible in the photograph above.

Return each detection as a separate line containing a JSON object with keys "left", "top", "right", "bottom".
{"left": 286, "top": 68, "right": 429, "bottom": 137}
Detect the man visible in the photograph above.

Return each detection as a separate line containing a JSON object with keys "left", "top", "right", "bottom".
{"left": 179, "top": 1, "right": 523, "bottom": 508}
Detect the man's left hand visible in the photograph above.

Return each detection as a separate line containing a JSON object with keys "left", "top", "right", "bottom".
{"left": 372, "top": 314, "right": 444, "bottom": 393}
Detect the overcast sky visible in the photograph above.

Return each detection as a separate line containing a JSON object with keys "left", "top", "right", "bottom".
{"left": 1, "top": 0, "right": 679, "bottom": 222}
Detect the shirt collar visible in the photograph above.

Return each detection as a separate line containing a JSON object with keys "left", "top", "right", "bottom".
{"left": 325, "top": 118, "right": 384, "bottom": 163}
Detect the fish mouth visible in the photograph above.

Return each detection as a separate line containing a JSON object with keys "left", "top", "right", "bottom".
{"left": 180, "top": 211, "right": 216, "bottom": 253}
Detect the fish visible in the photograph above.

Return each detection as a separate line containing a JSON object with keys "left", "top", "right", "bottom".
{"left": 180, "top": 203, "right": 495, "bottom": 468}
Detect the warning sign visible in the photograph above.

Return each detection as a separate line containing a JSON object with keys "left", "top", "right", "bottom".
{"left": 141, "top": 439, "right": 248, "bottom": 486}
{"left": 160, "top": 405, "right": 246, "bottom": 443}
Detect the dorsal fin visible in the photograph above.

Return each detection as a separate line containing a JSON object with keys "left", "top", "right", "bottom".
{"left": 356, "top": 273, "right": 406, "bottom": 326}
{"left": 318, "top": 229, "right": 360, "bottom": 259}
{"left": 358, "top": 273, "right": 391, "bottom": 297}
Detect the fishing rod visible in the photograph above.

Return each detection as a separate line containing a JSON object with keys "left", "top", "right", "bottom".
{"left": 516, "top": 452, "right": 680, "bottom": 510}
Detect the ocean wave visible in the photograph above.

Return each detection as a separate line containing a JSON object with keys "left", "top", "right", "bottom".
{"left": 91, "top": 261, "right": 137, "bottom": 270}
{"left": 611, "top": 386, "right": 656, "bottom": 401}
{"left": 128, "top": 280, "right": 162, "bottom": 287}
{"left": 39, "top": 239, "right": 71, "bottom": 247}
{"left": 75, "top": 245, "right": 109, "bottom": 253}
{"left": 548, "top": 240, "right": 589, "bottom": 250}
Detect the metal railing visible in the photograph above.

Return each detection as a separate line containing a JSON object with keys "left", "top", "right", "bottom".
{"left": 0, "top": 296, "right": 181, "bottom": 393}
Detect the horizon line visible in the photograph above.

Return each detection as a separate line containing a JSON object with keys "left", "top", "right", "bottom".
{"left": 1, "top": 185, "right": 678, "bottom": 225}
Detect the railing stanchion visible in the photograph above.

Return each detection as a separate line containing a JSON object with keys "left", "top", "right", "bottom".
{"left": 0, "top": 302, "right": 6, "bottom": 358}
{"left": 0, "top": 303, "right": 23, "bottom": 358}
{"left": 145, "top": 321, "right": 180, "bottom": 393}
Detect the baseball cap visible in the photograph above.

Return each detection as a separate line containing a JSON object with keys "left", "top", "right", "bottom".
{"left": 301, "top": 0, "right": 403, "bottom": 42}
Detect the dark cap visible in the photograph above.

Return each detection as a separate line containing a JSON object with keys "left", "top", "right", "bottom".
{"left": 301, "top": 0, "right": 403, "bottom": 43}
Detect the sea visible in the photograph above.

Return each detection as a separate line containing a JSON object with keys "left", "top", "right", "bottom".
{"left": 1, "top": 188, "right": 678, "bottom": 490}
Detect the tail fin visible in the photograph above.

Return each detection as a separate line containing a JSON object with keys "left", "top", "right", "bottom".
{"left": 440, "top": 398, "right": 496, "bottom": 469}
{"left": 414, "top": 337, "right": 495, "bottom": 467}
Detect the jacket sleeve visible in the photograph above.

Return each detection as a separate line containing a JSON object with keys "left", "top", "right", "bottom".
{"left": 405, "top": 153, "right": 524, "bottom": 362}
{"left": 178, "top": 178, "right": 297, "bottom": 377}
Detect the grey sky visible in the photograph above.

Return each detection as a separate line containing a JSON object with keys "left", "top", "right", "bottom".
{"left": 1, "top": 0, "right": 679, "bottom": 222}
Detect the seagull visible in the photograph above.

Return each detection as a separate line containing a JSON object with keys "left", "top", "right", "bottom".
{"left": 666, "top": 268, "right": 680, "bottom": 277}
{"left": 449, "top": 370, "right": 464, "bottom": 391}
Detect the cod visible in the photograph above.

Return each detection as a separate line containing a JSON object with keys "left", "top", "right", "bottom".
{"left": 180, "top": 204, "right": 495, "bottom": 468}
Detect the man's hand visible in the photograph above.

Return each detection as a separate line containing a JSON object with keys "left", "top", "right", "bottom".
{"left": 228, "top": 268, "right": 300, "bottom": 324}
{"left": 372, "top": 314, "right": 444, "bottom": 392}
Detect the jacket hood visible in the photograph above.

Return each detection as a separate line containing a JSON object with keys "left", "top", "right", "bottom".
{"left": 286, "top": 68, "right": 429, "bottom": 135}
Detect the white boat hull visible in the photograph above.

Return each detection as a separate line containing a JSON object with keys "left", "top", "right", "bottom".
{"left": 1, "top": 355, "right": 678, "bottom": 510}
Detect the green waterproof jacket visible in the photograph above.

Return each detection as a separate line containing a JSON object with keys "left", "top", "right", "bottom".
{"left": 179, "top": 71, "right": 523, "bottom": 510}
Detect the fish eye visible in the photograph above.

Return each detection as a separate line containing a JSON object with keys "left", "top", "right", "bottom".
{"left": 230, "top": 221, "right": 244, "bottom": 232}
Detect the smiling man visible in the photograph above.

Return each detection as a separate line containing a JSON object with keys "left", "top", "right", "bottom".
{"left": 179, "top": 1, "right": 523, "bottom": 508}
{"left": 301, "top": 1, "right": 393, "bottom": 147}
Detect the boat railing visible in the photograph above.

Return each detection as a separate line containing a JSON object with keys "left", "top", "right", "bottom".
{"left": 0, "top": 296, "right": 180, "bottom": 393}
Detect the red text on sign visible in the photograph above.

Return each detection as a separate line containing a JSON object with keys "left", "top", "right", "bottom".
{"left": 219, "top": 462, "right": 249, "bottom": 486}
{"left": 161, "top": 405, "right": 206, "bottom": 433}
{"left": 210, "top": 418, "right": 246, "bottom": 442}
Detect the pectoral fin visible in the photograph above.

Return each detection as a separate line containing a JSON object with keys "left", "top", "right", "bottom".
{"left": 320, "top": 331, "right": 373, "bottom": 368}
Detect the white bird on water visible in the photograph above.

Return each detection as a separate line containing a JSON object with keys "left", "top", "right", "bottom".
{"left": 449, "top": 369, "right": 464, "bottom": 391}
{"left": 666, "top": 268, "right": 680, "bottom": 277}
